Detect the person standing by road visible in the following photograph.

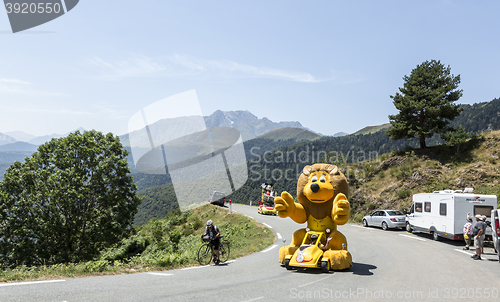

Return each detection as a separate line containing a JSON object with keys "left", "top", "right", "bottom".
{"left": 471, "top": 214, "right": 486, "bottom": 260}
{"left": 463, "top": 213, "right": 473, "bottom": 250}
{"left": 203, "top": 220, "right": 221, "bottom": 264}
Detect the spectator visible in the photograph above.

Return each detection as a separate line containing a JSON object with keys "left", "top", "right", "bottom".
{"left": 463, "top": 213, "right": 473, "bottom": 250}
{"left": 471, "top": 214, "right": 486, "bottom": 260}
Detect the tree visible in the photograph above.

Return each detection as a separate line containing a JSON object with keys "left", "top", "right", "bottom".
{"left": 387, "top": 60, "right": 463, "bottom": 148}
{"left": 0, "top": 130, "right": 141, "bottom": 267}
{"left": 442, "top": 126, "right": 469, "bottom": 154}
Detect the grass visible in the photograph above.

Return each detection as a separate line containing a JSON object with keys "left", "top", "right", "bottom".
{"left": 0, "top": 204, "right": 275, "bottom": 283}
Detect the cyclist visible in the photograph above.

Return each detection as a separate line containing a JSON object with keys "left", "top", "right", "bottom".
{"left": 203, "top": 220, "right": 221, "bottom": 264}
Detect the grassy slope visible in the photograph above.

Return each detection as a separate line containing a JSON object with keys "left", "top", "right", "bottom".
{"left": 0, "top": 204, "right": 275, "bottom": 282}
{"left": 253, "top": 127, "right": 320, "bottom": 141}
{"left": 352, "top": 123, "right": 391, "bottom": 135}
{"left": 348, "top": 131, "right": 500, "bottom": 222}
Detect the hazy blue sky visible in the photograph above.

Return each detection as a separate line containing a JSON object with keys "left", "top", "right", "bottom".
{"left": 1, "top": 1, "right": 499, "bottom": 137}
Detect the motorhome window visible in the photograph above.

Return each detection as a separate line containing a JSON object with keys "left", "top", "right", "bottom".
{"left": 424, "top": 202, "right": 431, "bottom": 212}
{"left": 474, "top": 206, "right": 493, "bottom": 218}
{"left": 415, "top": 202, "right": 422, "bottom": 213}
{"left": 439, "top": 203, "right": 447, "bottom": 216}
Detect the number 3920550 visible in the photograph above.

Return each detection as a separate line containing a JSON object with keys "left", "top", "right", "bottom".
{"left": 5, "top": 2, "right": 62, "bottom": 14}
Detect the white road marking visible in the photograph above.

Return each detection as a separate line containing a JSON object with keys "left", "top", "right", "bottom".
{"left": 261, "top": 245, "right": 278, "bottom": 253}
{"left": 455, "top": 249, "right": 474, "bottom": 256}
{"left": 298, "top": 273, "right": 334, "bottom": 288}
{"left": 454, "top": 249, "right": 494, "bottom": 261}
{"left": 148, "top": 272, "right": 173, "bottom": 276}
{"left": 181, "top": 260, "right": 236, "bottom": 270}
{"left": 399, "top": 234, "right": 426, "bottom": 241}
{"left": 262, "top": 223, "right": 273, "bottom": 229}
{"left": 0, "top": 279, "right": 66, "bottom": 287}
{"left": 276, "top": 233, "right": 282, "bottom": 239}
{"left": 244, "top": 215, "right": 254, "bottom": 219}
{"left": 350, "top": 225, "right": 368, "bottom": 229}
{"left": 240, "top": 297, "right": 264, "bottom": 302}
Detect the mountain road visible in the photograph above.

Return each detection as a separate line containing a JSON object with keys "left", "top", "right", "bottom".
{"left": 1, "top": 203, "right": 499, "bottom": 302}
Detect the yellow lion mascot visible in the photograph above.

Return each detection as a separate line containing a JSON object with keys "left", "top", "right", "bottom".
{"left": 276, "top": 163, "right": 352, "bottom": 270}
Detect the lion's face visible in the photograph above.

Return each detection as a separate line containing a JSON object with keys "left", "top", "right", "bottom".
{"left": 303, "top": 170, "right": 334, "bottom": 203}
{"left": 297, "top": 164, "right": 349, "bottom": 210}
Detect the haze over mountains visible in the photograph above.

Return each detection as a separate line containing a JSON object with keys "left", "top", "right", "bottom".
{"left": 0, "top": 110, "right": 351, "bottom": 150}
{"left": 0, "top": 127, "right": 87, "bottom": 147}
{"left": 119, "top": 110, "right": 332, "bottom": 148}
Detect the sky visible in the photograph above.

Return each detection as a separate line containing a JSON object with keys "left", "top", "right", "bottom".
{"left": 0, "top": 1, "right": 499, "bottom": 137}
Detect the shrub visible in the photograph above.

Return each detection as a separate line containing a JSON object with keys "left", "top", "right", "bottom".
{"left": 353, "top": 213, "right": 364, "bottom": 222}
{"left": 397, "top": 190, "right": 411, "bottom": 199}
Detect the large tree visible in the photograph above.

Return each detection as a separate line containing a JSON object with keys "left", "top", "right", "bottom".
{"left": 387, "top": 60, "right": 463, "bottom": 148}
{"left": 0, "top": 130, "right": 141, "bottom": 267}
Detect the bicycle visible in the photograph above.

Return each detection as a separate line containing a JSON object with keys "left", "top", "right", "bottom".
{"left": 198, "top": 235, "right": 230, "bottom": 265}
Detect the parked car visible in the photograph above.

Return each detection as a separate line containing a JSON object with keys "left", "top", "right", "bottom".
{"left": 362, "top": 210, "right": 406, "bottom": 230}
{"left": 492, "top": 209, "right": 500, "bottom": 262}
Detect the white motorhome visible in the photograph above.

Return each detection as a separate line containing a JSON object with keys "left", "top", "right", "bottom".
{"left": 406, "top": 188, "right": 497, "bottom": 241}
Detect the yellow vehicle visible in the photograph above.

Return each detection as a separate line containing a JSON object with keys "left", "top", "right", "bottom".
{"left": 258, "top": 204, "right": 277, "bottom": 215}
{"left": 284, "top": 231, "right": 332, "bottom": 273}
{"left": 258, "top": 182, "right": 277, "bottom": 215}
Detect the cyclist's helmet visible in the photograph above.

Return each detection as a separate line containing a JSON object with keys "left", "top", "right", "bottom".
{"left": 206, "top": 220, "right": 213, "bottom": 226}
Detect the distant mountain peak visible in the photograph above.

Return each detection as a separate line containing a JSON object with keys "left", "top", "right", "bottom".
{"left": 4, "top": 131, "right": 35, "bottom": 142}
{"left": 204, "top": 110, "right": 311, "bottom": 141}
{"left": 0, "top": 132, "right": 17, "bottom": 146}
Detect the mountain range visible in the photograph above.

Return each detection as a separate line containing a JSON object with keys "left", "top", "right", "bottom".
{"left": 119, "top": 110, "right": 327, "bottom": 148}
{"left": 0, "top": 127, "right": 86, "bottom": 147}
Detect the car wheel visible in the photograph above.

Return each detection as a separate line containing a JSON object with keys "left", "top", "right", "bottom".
{"left": 321, "top": 260, "right": 330, "bottom": 273}
{"left": 381, "top": 222, "right": 388, "bottom": 231}
{"left": 362, "top": 219, "right": 368, "bottom": 227}
{"left": 406, "top": 223, "right": 412, "bottom": 233}
{"left": 432, "top": 231, "right": 439, "bottom": 241}
{"left": 285, "top": 259, "right": 292, "bottom": 270}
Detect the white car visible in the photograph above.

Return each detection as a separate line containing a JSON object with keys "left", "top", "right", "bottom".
{"left": 492, "top": 209, "right": 500, "bottom": 262}
{"left": 362, "top": 210, "right": 406, "bottom": 230}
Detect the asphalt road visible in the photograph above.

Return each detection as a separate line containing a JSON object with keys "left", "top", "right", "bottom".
{"left": 1, "top": 203, "right": 500, "bottom": 302}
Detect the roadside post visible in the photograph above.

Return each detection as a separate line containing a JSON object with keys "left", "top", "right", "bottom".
{"left": 229, "top": 199, "right": 232, "bottom": 213}
{"left": 250, "top": 198, "right": 252, "bottom": 206}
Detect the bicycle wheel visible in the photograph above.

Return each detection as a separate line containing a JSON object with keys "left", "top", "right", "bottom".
{"left": 198, "top": 244, "right": 212, "bottom": 265}
{"left": 218, "top": 242, "right": 230, "bottom": 263}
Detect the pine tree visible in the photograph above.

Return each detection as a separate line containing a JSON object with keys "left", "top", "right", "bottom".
{"left": 387, "top": 60, "right": 463, "bottom": 148}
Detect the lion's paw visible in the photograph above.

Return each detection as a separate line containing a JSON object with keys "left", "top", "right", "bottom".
{"left": 323, "top": 250, "right": 352, "bottom": 270}
{"left": 279, "top": 245, "right": 298, "bottom": 264}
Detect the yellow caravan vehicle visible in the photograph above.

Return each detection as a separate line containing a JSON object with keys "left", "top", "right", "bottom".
{"left": 258, "top": 182, "right": 277, "bottom": 215}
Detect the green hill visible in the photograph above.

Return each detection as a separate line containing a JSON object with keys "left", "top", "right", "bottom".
{"left": 253, "top": 127, "right": 320, "bottom": 141}
{"left": 352, "top": 123, "right": 391, "bottom": 135}
{"left": 348, "top": 130, "right": 500, "bottom": 221}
